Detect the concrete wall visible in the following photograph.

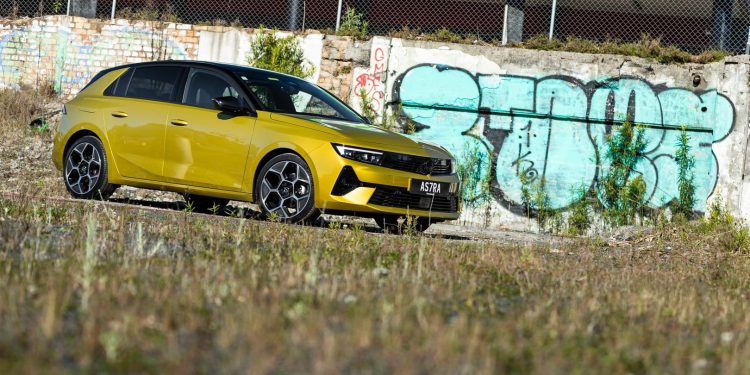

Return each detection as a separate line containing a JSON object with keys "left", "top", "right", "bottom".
{"left": 2, "top": 16, "right": 750, "bottom": 230}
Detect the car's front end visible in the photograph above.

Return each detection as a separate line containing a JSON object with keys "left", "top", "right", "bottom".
{"left": 303, "top": 126, "right": 461, "bottom": 221}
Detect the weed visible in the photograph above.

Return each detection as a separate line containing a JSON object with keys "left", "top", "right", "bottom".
{"left": 457, "top": 140, "right": 491, "bottom": 208}
{"left": 358, "top": 87, "right": 377, "bottom": 124}
{"left": 248, "top": 29, "right": 315, "bottom": 79}
{"left": 566, "top": 186, "right": 593, "bottom": 236}
{"left": 673, "top": 126, "right": 696, "bottom": 219}
{"left": 599, "top": 121, "right": 647, "bottom": 226}
{"left": 337, "top": 7, "right": 368, "bottom": 39}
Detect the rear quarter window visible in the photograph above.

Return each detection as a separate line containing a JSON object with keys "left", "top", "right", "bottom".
{"left": 124, "top": 66, "right": 185, "bottom": 102}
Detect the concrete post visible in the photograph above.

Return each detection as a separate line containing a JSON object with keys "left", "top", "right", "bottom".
{"left": 68, "top": 0, "right": 97, "bottom": 18}
{"left": 712, "top": 0, "right": 736, "bottom": 50}
{"left": 505, "top": 0, "right": 525, "bottom": 43}
{"left": 288, "top": 0, "right": 301, "bottom": 31}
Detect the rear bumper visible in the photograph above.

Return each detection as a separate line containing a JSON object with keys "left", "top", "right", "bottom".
{"left": 310, "top": 145, "right": 461, "bottom": 220}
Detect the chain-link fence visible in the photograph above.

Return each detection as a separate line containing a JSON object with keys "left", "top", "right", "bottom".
{"left": 2, "top": 0, "right": 750, "bottom": 53}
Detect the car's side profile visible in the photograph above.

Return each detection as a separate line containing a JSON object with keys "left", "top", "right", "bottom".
{"left": 52, "top": 61, "right": 460, "bottom": 232}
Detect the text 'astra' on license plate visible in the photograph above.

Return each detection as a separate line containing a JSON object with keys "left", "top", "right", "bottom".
{"left": 409, "top": 179, "right": 451, "bottom": 196}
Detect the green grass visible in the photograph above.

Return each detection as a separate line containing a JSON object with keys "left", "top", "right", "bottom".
{"left": 1, "top": 196, "right": 750, "bottom": 373}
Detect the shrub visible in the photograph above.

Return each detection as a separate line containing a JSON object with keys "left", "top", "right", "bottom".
{"left": 337, "top": 7, "right": 368, "bottom": 39}
{"left": 674, "top": 126, "right": 696, "bottom": 218}
{"left": 248, "top": 30, "right": 314, "bottom": 79}
{"left": 599, "top": 121, "right": 647, "bottom": 226}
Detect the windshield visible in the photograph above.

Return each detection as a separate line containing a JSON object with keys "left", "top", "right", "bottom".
{"left": 232, "top": 69, "right": 365, "bottom": 123}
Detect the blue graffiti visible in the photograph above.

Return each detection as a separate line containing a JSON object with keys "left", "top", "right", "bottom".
{"left": 395, "top": 64, "right": 735, "bottom": 213}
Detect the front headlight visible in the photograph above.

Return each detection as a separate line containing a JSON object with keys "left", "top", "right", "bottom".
{"left": 332, "top": 144, "right": 383, "bottom": 165}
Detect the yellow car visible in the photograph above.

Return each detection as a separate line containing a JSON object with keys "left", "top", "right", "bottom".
{"left": 52, "top": 61, "right": 460, "bottom": 231}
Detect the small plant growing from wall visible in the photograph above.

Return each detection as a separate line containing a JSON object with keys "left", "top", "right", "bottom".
{"left": 674, "top": 125, "right": 696, "bottom": 219}
{"left": 337, "top": 7, "right": 369, "bottom": 39}
{"left": 456, "top": 140, "right": 492, "bottom": 208}
{"left": 566, "top": 185, "right": 593, "bottom": 235}
{"left": 248, "top": 30, "right": 314, "bottom": 79}
{"left": 599, "top": 121, "right": 648, "bottom": 226}
{"left": 358, "top": 88, "right": 378, "bottom": 124}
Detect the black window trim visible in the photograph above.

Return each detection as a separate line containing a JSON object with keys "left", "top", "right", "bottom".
{"left": 103, "top": 63, "right": 188, "bottom": 104}
{"left": 178, "top": 67, "right": 255, "bottom": 113}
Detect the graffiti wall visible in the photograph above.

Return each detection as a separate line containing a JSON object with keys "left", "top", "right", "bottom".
{"left": 353, "top": 40, "right": 750, "bottom": 226}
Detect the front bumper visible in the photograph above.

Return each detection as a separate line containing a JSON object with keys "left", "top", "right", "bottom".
{"left": 310, "top": 146, "right": 461, "bottom": 220}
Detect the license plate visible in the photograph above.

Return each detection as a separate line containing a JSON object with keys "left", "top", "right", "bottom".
{"left": 409, "top": 179, "right": 451, "bottom": 197}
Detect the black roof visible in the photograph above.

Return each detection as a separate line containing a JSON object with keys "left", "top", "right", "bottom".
{"left": 100, "top": 60, "right": 300, "bottom": 79}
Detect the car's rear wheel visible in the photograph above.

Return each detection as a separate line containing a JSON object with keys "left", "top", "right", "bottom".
{"left": 374, "top": 215, "right": 434, "bottom": 234}
{"left": 255, "top": 153, "right": 319, "bottom": 223}
{"left": 63, "top": 135, "right": 117, "bottom": 200}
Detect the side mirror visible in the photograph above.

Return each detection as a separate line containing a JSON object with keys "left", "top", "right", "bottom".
{"left": 213, "top": 96, "right": 250, "bottom": 115}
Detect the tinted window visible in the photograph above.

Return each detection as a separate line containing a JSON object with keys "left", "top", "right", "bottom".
{"left": 233, "top": 69, "right": 363, "bottom": 123}
{"left": 183, "top": 70, "right": 240, "bottom": 109}
{"left": 104, "top": 68, "right": 134, "bottom": 97}
{"left": 125, "top": 66, "right": 184, "bottom": 102}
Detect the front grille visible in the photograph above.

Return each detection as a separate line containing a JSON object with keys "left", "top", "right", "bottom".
{"left": 381, "top": 153, "right": 452, "bottom": 175}
{"left": 368, "top": 186, "right": 459, "bottom": 213}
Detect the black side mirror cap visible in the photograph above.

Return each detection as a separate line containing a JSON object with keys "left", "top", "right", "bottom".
{"left": 213, "top": 96, "right": 253, "bottom": 116}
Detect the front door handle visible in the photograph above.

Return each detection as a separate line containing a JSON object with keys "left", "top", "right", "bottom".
{"left": 170, "top": 119, "right": 189, "bottom": 127}
{"left": 111, "top": 111, "right": 128, "bottom": 118}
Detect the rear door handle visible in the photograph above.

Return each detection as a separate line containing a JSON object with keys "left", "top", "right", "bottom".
{"left": 170, "top": 119, "right": 189, "bottom": 127}
{"left": 111, "top": 111, "right": 128, "bottom": 118}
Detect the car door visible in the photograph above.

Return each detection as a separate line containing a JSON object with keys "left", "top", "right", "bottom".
{"left": 162, "top": 68, "right": 257, "bottom": 191}
{"left": 105, "top": 65, "right": 186, "bottom": 181}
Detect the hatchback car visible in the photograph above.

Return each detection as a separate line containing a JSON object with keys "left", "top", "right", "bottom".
{"left": 52, "top": 61, "right": 460, "bottom": 231}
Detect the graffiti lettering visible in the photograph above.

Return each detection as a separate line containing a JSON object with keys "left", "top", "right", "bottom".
{"left": 394, "top": 64, "right": 735, "bottom": 213}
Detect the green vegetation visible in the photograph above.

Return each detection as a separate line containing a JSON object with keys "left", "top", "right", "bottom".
{"left": 115, "top": 4, "right": 181, "bottom": 23}
{"left": 518, "top": 34, "right": 729, "bottom": 64}
{"left": 599, "top": 121, "right": 648, "bottom": 226}
{"left": 674, "top": 126, "right": 696, "bottom": 219}
{"left": 566, "top": 186, "right": 593, "bottom": 236}
{"left": 456, "top": 140, "right": 492, "bottom": 208}
{"left": 335, "top": 7, "right": 369, "bottom": 39}
{"left": 248, "top": 30, "right": 314, "bottom": 79}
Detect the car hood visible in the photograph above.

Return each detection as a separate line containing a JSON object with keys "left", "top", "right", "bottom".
{"left": 270, "top": 113, "right": 451, "bottom": 158}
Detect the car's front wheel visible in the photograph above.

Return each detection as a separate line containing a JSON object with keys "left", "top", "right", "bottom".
{"left": 63, "top": 135, "right": 117, "bottom": 200}
{"left": 255, "top": 153, "right": 319, "bottom": 223}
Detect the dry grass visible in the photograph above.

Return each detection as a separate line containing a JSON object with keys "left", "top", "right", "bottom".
{"left": 0, "top": 196, "right": 749, "bottom": 373}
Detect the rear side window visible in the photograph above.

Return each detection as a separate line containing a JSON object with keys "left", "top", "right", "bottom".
{"left": 104, "top": 68, "right": 134, "bottom": 97}
{"left": 125, "top": 66, "right": 184, "bottom": 102}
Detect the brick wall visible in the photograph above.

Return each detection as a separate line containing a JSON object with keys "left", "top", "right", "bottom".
{"left": 0, "top": 16, "right": 363, "bottom": 100}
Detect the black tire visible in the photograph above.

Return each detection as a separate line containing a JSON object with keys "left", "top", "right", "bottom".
{"left": 254, "top": 153, "right": 319, "bottom": 223}
{"left": 63, "top": 135, "right": 117, "bottom": 200}
{"left": 374, "top": 215, "right": 434, "bottom": 234}
{"left": 183, "top": 194, "right": 229, "bottom": 214}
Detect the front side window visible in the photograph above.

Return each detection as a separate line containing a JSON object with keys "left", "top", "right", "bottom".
{"left": 125, "top": 66, "right": 184, "bottom": 102}
{"left": 232, "top": 69, "right": 364, "bottom": 123}
{"left": 183, "top": 69, "right": 241, "bottom": 109}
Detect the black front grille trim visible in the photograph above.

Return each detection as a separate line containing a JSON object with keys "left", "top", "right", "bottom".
{"left": 368, "top": 186, "right": 459, "bottom": 213}
{"left": 380, "top": 152, "right": 452, "bottom": 176}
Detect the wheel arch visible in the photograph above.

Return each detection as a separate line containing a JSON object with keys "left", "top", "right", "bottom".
{"left": 250, "top": 146, "right": 319, "bottom": 204}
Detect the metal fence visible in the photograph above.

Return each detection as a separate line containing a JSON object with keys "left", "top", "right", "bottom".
{"left": 3, "top": 0, "right": 750, "bottom": 53}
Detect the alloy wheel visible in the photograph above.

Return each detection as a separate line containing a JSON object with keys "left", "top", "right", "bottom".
{"left": 64, "top": 142, "right": 102, "bottom": 195}
{"left": 259, "top": 160, "right": 312, "bottom": 220}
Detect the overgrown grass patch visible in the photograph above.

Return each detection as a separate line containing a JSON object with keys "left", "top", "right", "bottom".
{"left": 0, "top": 196, "right": 749, "bottom": 373}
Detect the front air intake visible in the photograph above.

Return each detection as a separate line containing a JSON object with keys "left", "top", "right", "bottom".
{"left": 331, "top": 166, "right": 361, "bottom": 196}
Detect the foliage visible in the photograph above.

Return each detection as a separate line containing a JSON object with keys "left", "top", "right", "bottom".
{"left": 673, "top": 126, "right": 696, "bottom": 218}
{"left": 388, "top": 26, "right": 476, "bottom": 44}
{"left": 456, "top": 140, "right": 492, "bottom": 208}
{"left": 519, "top": 34, "right": 728, "bottom": 64}
{"left": 599, "top": 121, "right": 648, "bottom": 226}
{"left": 115, "top": 3, "right": 181, "bottom": 23}
{"left": 336, "top": 7, "right": 368, "bottom": 39}
{"left": 248, "top": 29, "right": 315, "bottom": 79}
{"left": 357, "top": 88, "right": 377, "bottom": 124}
{"left": 696, "top": 199, "right": 750, "bottom": 253}
{"left": 566, "top": 186, "right": 593, "bottom": 236}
